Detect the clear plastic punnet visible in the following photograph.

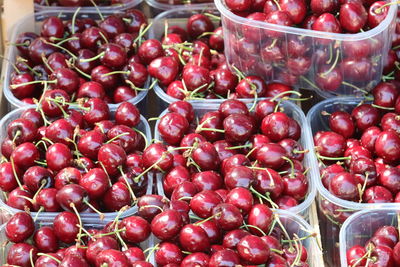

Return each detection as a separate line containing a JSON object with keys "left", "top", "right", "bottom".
{"left": 0, "top": 105, "right": 153, "bottom": 222}
{"left": 340, "top": 208, "right": 400, "bottom": 267}
{"left": 3, "top": 11, "right": 149, "bottom": 111}
{"left": 306, "top": 97, "right": 400, "bottom": 266}
{"left": 215, "top": 0, "right": 398, "bottom": 98}
{"left": 148, "top": 209, "right": 322, "bottom": 266}
{"left": 0, "top": 217, "right": 152, "bottom": 265}
{"left": 153, "top": 99, "right": 317, "bottom": 219}
{"left": 34, "top": 0, "right": 142, "bottom": 12}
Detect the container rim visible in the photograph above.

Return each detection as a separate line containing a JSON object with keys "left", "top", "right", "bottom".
{"left": 215, "top": 0, "right": 397, "bottom": 41}
{"left": 145, "top": 0, "right": 215, "bottom": 11}
{"left": 3, "top": 10, "right": 148, "bottom": 110}
{"left": 307, "top": 97, "right": 400, "bottom": 211}
{"left": 339, "top": 207, "right": 400, "bottom": 267}
{"left": 154, "top": 99, "right": 317, "bottom": 216}
{"left": 34, "top": 0, "right": 141, "bottom": 11}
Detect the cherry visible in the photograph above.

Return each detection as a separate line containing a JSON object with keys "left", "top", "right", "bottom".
{"left": 79, "top": 168, "right": 110, "bottom": 200}
{"left": 23, "top": 166, "right": 53, "bottom": 193}
{"left": 103, "top": 181, "right": 131, "bottom": 211}
{"left": 224, "top": 165, "right": 254, "bottom": 189}
{"left": 193, "top": 142, "right": 220, "bottom": 171}
{"left": 142, "top": 143, "right": 173, "bottom": 172}
{"left": 96, "top": 249, "right": 130, "bottom": 267}
{"left": 151, "top": 209, "right": 183, "bottom": 241}
{"left": 124, "top": 247, "right": 145, "bottom": 264}
{"left": 53, "top": 211, "right": 79, "bottom": 244}
{"left": 7, "top": 242, "right": 38, "bottom": 267}
{"left": 33, "top": 226, "right": 59, "bottom": 253}
{"left": 190, "top": 190, "right": 223, "bottom": 218}
{"left": 339, "top": 2, "right": 367, "bottom": 33}
{"left": 45, "top": 119, "right": 74, "bottom": 145}
{"left": 256, "top": 143, "right": 287, "bottom": 170}
{"left": 7, "top": 186, "right": 33, "bottom": 211}
{"left": 247, "top": 204, "right": 273, "bottom": 236}
{"left": 209, "top": 249, "right": 241, "bottom": 267}
{"left": 41, "top": 89, "right": 70, "bottom": 118}
{"left": 265, "top": 11, "right": 294, "bottom": 37}
{"left": 0, "top": 162, "right": 22, "bottom": 192}
{"left": 60, "top": 254, "right": 90, "bottom": 267}
{"left": 56, "top": 184, "right": 88, "bottom": 212}
{"left": 86, "top": 236, "right": 119, "bottom": 265}
{"left": 91, "top": 65, "right": 119, "bottom": 89}
{"left": 312, "top": 13, "right": 342, "bottom": 44}
{"left": 28, "top": 37, "right": 57, "bottom": 64}
{"left": 283, "top": 171, "right": 309, "bottom": 200}
{"left": 192, "top": 170, "right": 224, "bottom": 192}
{"left": 329, "top": 172, "right": 358, "bottom": 200}
{"left": 158, "top": 112, "right": 189, "bottom": 145}
{"left": 35, "top": 253, "right": 62, "bottom": 267}
{"left": 122, "top": 9, "right": 147, "bottom": 33}
{"left": 36, "top": 188, "right": 61, "bottom": 211}
{"left": 46, "top": 143, "right": 72, "bottom": 172}
{"left": 375, "top": 131, "right": 400, "bottom": 163}
{"left": 182, "top": 252, "right": 210, "bottom": 266}
{"left": 379, "top": 167, "right": 400, "bottom": 193}
{"left": 237, "top": 235, "right": 270, "bottom": 264}
{"left": 179, "top": 223, "right": 210, "bottom": 253}
{"left": 5, "top": 212, "right": 34, "bottom": 243}
{"left": 373, "top": 82, "right": 399, "bottom": 108}
{"left": 361, "top": 126, "right": 382, "bottom": 152}
{"left": 155, "top": 242, "right": 183, "bottom": 266}
{"left": 310, "top": 0, "right": 338, "bottom": 15}
{"left": 187, "top": 14, "right": 215, "bottom": 38}
{"left": 11, "top": 142, "right": 40, "bottom": 170}
{"left": 262, "top": 112, "right": 291, "bottom": 142}
{"left": 212, "top": 203, "right": 243, "bottom": 231}
{"left": 315, "top": 131, "right": 346, "bottom": 158}
{"left": 10, "top": 73, "right": 37, "bottom": 99}
{"left": 120, "top": 216, "right": 151, "bottom": 243}
{"left": 148, "top": 56, "right": 179, "bottom": 86}
{"left": 368, "top": 1, "right": 390, "bottom": 29}
{"left": 226, "top": 187, "right": 254, "bottom": 214}
{"left": 223, "top": 229, "right": 250, "bottom": 249}
{"left": 381, "top": 113, "right": 400, "bottom": 133}
{"left": 347, "top": 245, "right": 367, "bottom": 266}
{"left": 183, "top": 64, "right": 211, "bottom": 92}
{"left": 223, "top": 114, "right": 253, "bottom": 143}
{"left": 7, "top": 118, "right": 38, "bottom": 144}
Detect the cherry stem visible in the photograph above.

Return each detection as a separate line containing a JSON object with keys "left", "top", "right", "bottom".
{"left": 55, "top": 36, "right": 79, "bottom": 46}
{"left": 10, "top": 157, "right": 23, "bottom": 190}
{"left": 29, "top": 248, "right": 35, "bottom": 267}
{"left": 194, "top": 212, "right": 221, "bottom": 226}
{"left": 375, "top": 1, "right": 397, "bottom": 14}
{"left": 89, "top": 0, "right": 104, "bottom": 20}
{"left": 117, "top": 166, "right": 137, "bottom": 204}
{"left": 33, "top": 206, "right": 44, "bottom": 222}
{"left": 17, "top": 57, "right": 41, "bottom": 76}
{"left": 11, "top": 130, "right": 21, "bottom": 144}
{"left": 0, "top": 55, "right": 20, "bottom": 74}
{"left": 270, "top": 90, "right": 301, "bottom": 102}
{"left": 133, "top": 128, "right": 149, "bottom": 149}
{"left": 292, "top": 234, "right": 302, "bottom": 266}
{"left": 44, "top": 40, "right": 77, "bottom": 59}
{"left": 342, "top": 81, "right": 369, "bottom": 95}
{"left": 140, "top": 204, "right": 164, "bottom": 213}
{"left": 71, "top": 7, "right": 81, "bottom": 35}
{"left": 84, "top": 200, "right": 105, "bottom": 220}
{"left": 226, "top": 144, "right": 252, "bottom": 150}
{"left": 272, "top": 0, "right": 282, "bottom": 9}
{"left": 300, "top": 76, "right": 320, "bottom": 90}
{"left": 371, "top": 103, "right": 395, "bottom": 110}
{"left": 294, "top": 149, "right": 309, "bottom": 154}
{"left": 187, "top": 83, "right": 210, "bottom": 99}
{"left": 204, "top": 13, "right": 221, "bottom": 21}
{"left": 197, "top": 127, "right": 225, "bottom": 133}
{"left": 77, "top": 224, "right": 95, "bottom": 241}
{"left": 397, "top": 213, "right": 400, "bottom": 239}
{"left": 321, "top": 49, "right": 340, "bottom": 77}
{"left": 72, "top": 63, "right": 91, "bottom": 79}
{"left": 249, "top": 90, "right": 258, "bottom": 112}
{"left": 250, "top": 187, "right": 279, "bottom": 209}
{"left": 10, "top": 79, "right": 56, "bottom": 89}
{"left": 145, "top": 244, "right": 159, "bottom": 262}
{"left": 70, "top": 203, "right": 83, "bottom": 245}
{"left": 357, "top": 172, "right": 369, "bottom": 203}
{"left": 106, "top": 132, "right": 130, "bottom": 144}
{"left": 37, "top": 253, "right": 61, "bottom": 264}
{"left": 102, "top": 70, "right": 129, "bottom": 77}
{"left": 246, "top": 147, "right": 257, "bottom": 158}
{"left": 80, "top": 52, "right": 104, "bottom": 63}
{"left": 113, "top": 207, "right": 129, "bottom": 251}
{"left": 231, "top": 65, "right": 246, "bottom": 81}
{"left": 274, "top": 214, "right": 293, "bottom": 249}
{"left": 133, "top": 23, "right": 153, "bottom": 46}
{"left": 282, "top": 156, "right": 295, "bottom": 178}
{"left": 241, "top": 222, "right": 266, "bottom": 236}
{"left": 133, "top": 154, "right": 166, "bottom": 183}
{"left": 316, "top": 154, "right": 351, "bottom": 161}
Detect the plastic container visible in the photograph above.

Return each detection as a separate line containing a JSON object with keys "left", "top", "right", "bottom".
{"left": 153, "top": 99, "right": 317, "bottom": 219}
{"left": 149, "top": 6, "right": 224, "bottom": 111}
{"left": 306, "top": 97, "right": 400, "bottom": 266}
{"left": 0, "top": 217, "right": 151, "bottom": 265}
{"left": 339, "top": 208, "right": 400, "bottom": 267}
{"left": 215, "top": 0, "right": 397, "bottom": 98}
{"left": 34, "top": 0, "right": 142, "bottom": 12}
{"left": 3, "top": 10, "right": 149, "bottom": 112}
{"left": 148, "top": 209, "right": 322, "bottom": 266}
{"left": 0, "top": 105, "right": 153, "bottom": 222}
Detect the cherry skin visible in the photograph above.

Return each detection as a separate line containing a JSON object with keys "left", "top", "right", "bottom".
{"left": 103, "top": 181, "right": 132, "bottom": 211}
{"left": 329, "top": 172, "right": 358, "bottom": 200}
{"left": 179, "top": 224, "right": 210, "bottom": 252}
{"left": 190, "top": 190, "right": 223, "bottom": 218}
{"left": 0, "top": 162, "right": 22, "bottom": 192}
{"left": 314, "top": 131, "right": 346, "bottom": 158}
{"left": 36, "top": 188, "right": 61, "bottom": 211}
{"left": 192, "top": 142, "right": 220, "bottom": 171}
{"left": 187, "top": 14, "right": 215, "bottom": 38}
{"left": 237, "top": 235, "right": 270, "bottom": 264}
{"left": 247, "top": 204, "right": 273, "bottom": 236}
{"left": 86, "top": 236, "right": 119, "bottom": 265}
{"left": 223, "top": 229, "right": 250, "bottom": 249}
{"left": 5, "top": 212, "right": 35, "bottom": 243}
{"left": 53, "top": 211, "right": 79, "bottom": 244}
{"left": 351, "top": 104, "right": 380, "bottom": 131}
{"left": 96, "top": 249, "right": 130, "bottom": 267}
{"left": 158, "top": 112, "right": 189, "bottom": 145}
{"left": 155, "top": 242, "right": 183, "bottom": 266}
{"left": 212, "top": 203, "right": 243, "bottom": 231}
{"left": 151, "top": 209, "right": 183, "bottom": 241}
{"left": 347, "top": 245, "right": 367, "bottom": 266}
{"left": 46, "top": 143, "right": 72, "bottom": 172}
{"left": 223, "top": 114, "right": 254, "bottom": 143}
{"left": 209, "top": 249, "right": 241, "bottom": 267}
{"left": 120, "top": 216, "right": 151, "bottom": 243}
{"left": 33, "top": 226, "right": 59, "bottom": 253}
{"left": 256, "top": 143, "right": 287, "bottom": 170}
{"left": 23, "top": 166, "right": 53, "bottom": 193}
{"left": 375, "top": 131, "right": 400, "bottom": 164}
{"left": 339, "top": 2, "right": 367, "bottom": 33}
{"left": 7, "top": 242, "right": 38, "bottom": 267}
{"left": 148, "top": 56, "right": 179, "bottom": 87}
{"left": 11, "top": 142, "right": 40, "bottom": 170}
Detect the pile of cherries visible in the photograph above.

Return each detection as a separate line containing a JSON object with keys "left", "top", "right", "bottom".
{"left": 155, "top": 98, "right": 310, "bottom": 211}
{"left": 346, "top": 224, "right": 400, "bottom": 266}
{"left": 3, "top": 211, "right": 153, "bottom": 266}
{"left": 0, "top": 99, "right": 150, "bottom": 214}
{"left": 35, "top": 0, "right": 136, "bottom": 7}
{"left": 11, "top": 8, "right": 149, "bottom": 105}
{"left": 145, "top": 195, "right": 312, "bottom": 266}
{"left": 220, "top": 0, "right": 393, "bottom": 94}
{"left": 316, "top": 81, "right": 400, "bottom": 223}
{"left": 141, "top": 12, "right": 294, "bottom": 100}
